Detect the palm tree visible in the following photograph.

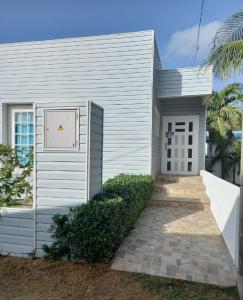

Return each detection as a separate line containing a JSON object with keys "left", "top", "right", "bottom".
{"left": 207, "top": 83, "right": 243, "bottom": 178}
{"left": 226, "top": 138, "right": 241, "bottom": 184}
{"left": 204, "top": 11, "right": 243, "bottom": 79}
{"left": 204, "top": 10, "right": 243, "bottom": 295}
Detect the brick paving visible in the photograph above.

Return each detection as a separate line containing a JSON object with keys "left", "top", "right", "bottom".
{"left": 112, "top": 206, "right": 236, "bottom": 286}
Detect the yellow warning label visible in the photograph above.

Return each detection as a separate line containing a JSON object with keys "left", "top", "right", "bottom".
{"left": 58, "top": 125, "right": 64, "bottom": 131}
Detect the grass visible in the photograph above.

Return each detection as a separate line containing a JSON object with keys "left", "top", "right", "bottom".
{"left": 134, "top": 273, "right": 239, "bottom": 300}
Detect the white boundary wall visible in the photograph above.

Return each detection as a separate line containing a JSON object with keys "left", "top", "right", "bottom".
{"left": 200, "top": 170, "right": 239, "bottom": 266}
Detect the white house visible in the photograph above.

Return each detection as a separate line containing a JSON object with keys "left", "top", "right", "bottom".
{"left": 0, "top": 30, "right": 213, "bottom": 256}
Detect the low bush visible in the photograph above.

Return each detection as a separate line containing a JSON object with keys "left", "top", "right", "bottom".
{"left": 0, "top": 144, "right": 33, "bottom": 207}
{"left": 43, "top": 174, "right": 154, "bottom": 262}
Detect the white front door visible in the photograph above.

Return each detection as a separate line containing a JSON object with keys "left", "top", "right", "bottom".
{"left": 161, "top": 116, "right": 199, "bottom": 175}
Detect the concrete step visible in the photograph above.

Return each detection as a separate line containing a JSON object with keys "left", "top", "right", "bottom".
{"left": 153, "top": 183, "right": 205, "bottom": 195}
{"left": 152, "top": 191, "right": 209, "bottom": 202}
{"left": 151, "top": 175, "right": 209, "bottom": 208}
{"left": 157, "top": 175, "right": 202, "bottom": 184}
{"left": 147, "top": 200, "right": 209, "bottom": 210}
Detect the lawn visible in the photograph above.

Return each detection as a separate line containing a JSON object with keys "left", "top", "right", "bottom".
{"left": 0, "top": 256, "right": 239, "bottom": 300}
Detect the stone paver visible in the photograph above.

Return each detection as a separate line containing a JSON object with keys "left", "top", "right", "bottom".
{"left": 112, "top": 207, "right": 236, "bottom": 286}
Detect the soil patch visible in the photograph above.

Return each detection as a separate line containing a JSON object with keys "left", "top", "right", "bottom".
{"left": 0, "top": 256, "right": 159, "bottom": 300}
{"left": 0, "top": 256, "right": 238, "bottom": 300}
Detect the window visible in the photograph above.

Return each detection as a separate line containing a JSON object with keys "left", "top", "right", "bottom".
{"left": 188, "top": 135, "right": 193, "bottom": 145}
{"left": 167, "top": 148, "right": 171, "bottom": 158}
{"left": 189, "top": 122, "right": 193, "bottom": 132}
{"left": 12, "top": 110, "right": 34, "bottom": 166}
{"left": 188, "top": 148, "right": 192, "bottom": 158}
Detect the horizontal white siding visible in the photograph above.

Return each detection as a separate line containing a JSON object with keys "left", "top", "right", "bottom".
{"left": 0, "top": 30, "right": 153, "bottom": 181}
{"left": 160, "top": 97, "right": 206, "bottom": 172}
{"left": 0, "top": 208, "right": 34, "bottom": 256}
{"left": 157, "top": 67, "right": 213, "bottom": 98}
{"left": 35, "top": 101, "right": 88, "bottom": 256}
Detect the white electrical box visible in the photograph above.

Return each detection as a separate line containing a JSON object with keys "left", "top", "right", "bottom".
{"left": 44, "top": 108, "right": 79, "bottom": 151}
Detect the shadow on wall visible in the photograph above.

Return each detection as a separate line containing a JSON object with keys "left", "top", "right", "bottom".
{"left": 157, "top": 67, "right": 212, "bottom": 99}
{"left": 0, "top": 199, "right": 208, "bottom": 258}
{"left": 0, "top": 203, "right": 81, "bottom": 257}
{"left": 157, "top": 69, "right": 183, "bottom": 98}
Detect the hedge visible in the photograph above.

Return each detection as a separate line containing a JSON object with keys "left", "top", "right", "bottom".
{"left": 43, "top": 174, "right": 154, "bottom": 262}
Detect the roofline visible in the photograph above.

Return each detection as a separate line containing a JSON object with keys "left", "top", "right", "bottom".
{"left": 0, "top": 29, "right": 155, "bottom": 47}
{"left": 158, "top": 66, "right": 213, "bottom": 72}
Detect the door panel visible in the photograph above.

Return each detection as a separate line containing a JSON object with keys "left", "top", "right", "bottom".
{"left": 161, "top": 116, "right": 199, "bottom": 175}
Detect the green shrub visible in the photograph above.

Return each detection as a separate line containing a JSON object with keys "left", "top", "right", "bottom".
{"left": 0, "top": 144, "right": 33, "bottom": 207}
{"left": 43, "top": 174, "right": 154, "bottom": 262}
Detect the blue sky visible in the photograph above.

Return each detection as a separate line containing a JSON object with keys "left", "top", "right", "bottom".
{"left": 0, "top": 0, "right": 242, "bottom": 90}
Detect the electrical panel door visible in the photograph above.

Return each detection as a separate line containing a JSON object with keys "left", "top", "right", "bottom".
{"left": 44, "top": 109, "right": 79, "bottom": 150}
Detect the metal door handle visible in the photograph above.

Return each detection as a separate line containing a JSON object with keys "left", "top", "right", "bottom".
{"left": 165, "top": 143, "right": 167, "bottom": 150}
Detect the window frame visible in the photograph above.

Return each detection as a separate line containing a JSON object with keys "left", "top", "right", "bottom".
{"left": 11, "top": 108, "right": 34, "bottom": 165}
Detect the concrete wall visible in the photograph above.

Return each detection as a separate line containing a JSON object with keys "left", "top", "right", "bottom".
{"left": 201, "top": 170, "right": 239, "bottom": 266}
{"left": 160, "top": 97, "right": 206, "bottom": 172}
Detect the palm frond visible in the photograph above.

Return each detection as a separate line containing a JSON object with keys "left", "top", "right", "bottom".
{"left": 214, "top": 12, "right": 243, "bottom": 47}
{"left": 203, "top": 11, "right": 243, "bottom": 79}
{"left": 220, "top": 105, "right": 242, "bottom": 129}
{"left": 206, "top": 40, "right": 243, "bottom": 79}
{"left": 219, "top": 83, "right": 243, "bottom": 103}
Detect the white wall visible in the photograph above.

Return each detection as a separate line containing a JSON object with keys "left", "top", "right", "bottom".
{"left": 157, "top": 67, "right": 212, "bottom": 98}
{"left": 201, "top": 170, "right": 239, "bottom": 266}
{"left": 0, "top": 30, "right": 154, "bottom": 182}
{"left": 0, "top": 100, "right": 103, "bottom": 257}
{"left": 0, "top": 207, "right": 34, "bottom": 256}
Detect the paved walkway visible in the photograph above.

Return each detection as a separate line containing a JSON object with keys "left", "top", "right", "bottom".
{"left": 112, "top": 207, "right": 236, "bottom": 286}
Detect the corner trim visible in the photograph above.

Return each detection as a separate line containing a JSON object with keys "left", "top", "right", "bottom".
{"left": 86, "top": 101, "right": 91, "bottom": 202}
{"left": 33, "top": 102, "right": 37, "bottom": 254}
{"left": 150, "top": 30, "right": 155, "bottom": 175}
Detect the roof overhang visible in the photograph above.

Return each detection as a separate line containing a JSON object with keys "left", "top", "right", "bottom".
{"left": 157, "top": 66, "right": 213, "bottom": 100}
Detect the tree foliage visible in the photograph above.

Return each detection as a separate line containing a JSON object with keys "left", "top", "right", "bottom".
{"left": 207, "top": 83, "right": 243, "bottom": 181}
{"left": 203, "top": 11, "right": 243, "bottom": 79}
{"left": 0, "top": 144, "right": 33, "bottom": 207}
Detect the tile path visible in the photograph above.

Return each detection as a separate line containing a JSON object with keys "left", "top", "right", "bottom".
{"left": 112, "top": 206, "right": 236, "bottom": 286}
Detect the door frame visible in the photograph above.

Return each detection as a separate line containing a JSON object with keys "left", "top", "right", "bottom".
{"left": 161, "top": 115, "right": 199, "bottom": 175}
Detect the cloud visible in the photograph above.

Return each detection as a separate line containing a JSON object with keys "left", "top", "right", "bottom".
{"left": 165, "top": 21, "right": 221, "bottom": 62}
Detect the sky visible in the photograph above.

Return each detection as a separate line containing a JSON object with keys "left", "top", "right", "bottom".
{"left": 0, "top": 0, "right": 242, "bottom": 90}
